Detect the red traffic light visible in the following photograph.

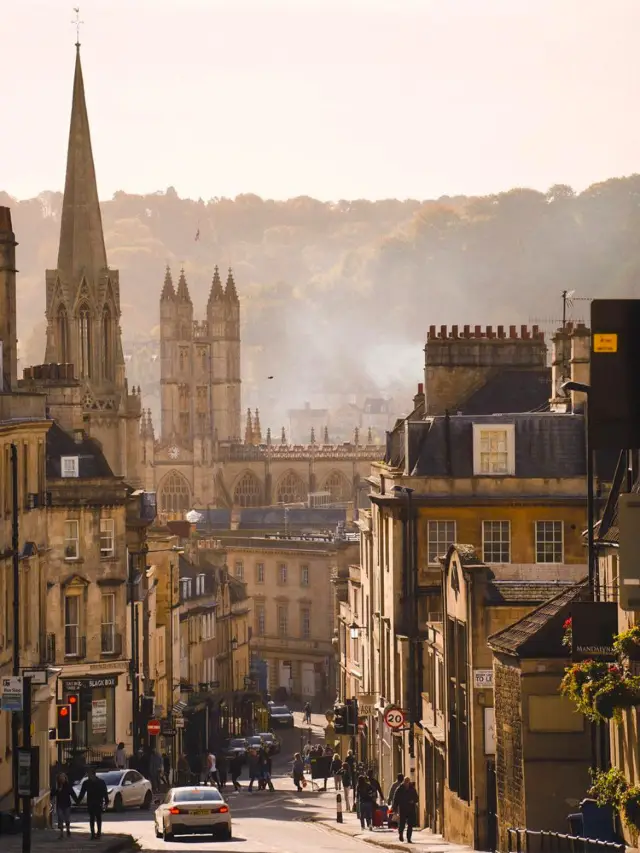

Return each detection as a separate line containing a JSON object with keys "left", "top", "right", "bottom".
{"left": 68, "top": 695, "right": 77, "bottom": 704}
{"left": 59, "top": 707, "right": 69, "bottom": 717}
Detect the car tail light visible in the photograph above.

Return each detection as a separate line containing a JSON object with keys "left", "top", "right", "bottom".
{"left": 218, "top": 805, "right": 229, "bottom": 813}
{"left": 169, "top": 807, "right": 181, "bottom": 815}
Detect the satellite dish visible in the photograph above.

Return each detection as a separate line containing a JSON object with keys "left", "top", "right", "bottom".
{"left": 186, "top": 510, "right": 203, "bottom": 524}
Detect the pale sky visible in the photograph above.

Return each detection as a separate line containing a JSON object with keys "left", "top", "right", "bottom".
{"left": 3, "top": 0, "right": 640, "bottom": 202}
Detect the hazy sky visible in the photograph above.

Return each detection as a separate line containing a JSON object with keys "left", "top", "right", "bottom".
{"left": 3, "top": 0, "right": 639, "bottom": 202}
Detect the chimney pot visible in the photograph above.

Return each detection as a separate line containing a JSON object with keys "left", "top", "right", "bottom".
{"left": 521, "top": 325, "right": 530, "bottom": 339}
{"left": 532, "top": 324, "right": 539, "bottom": 336}
{"left": 429, "top": 325, "right": 436, "bottom": 339}
{"left": 486, "top": 325, "right": 494, "bottom": 338}
{"left": 474, "top": 325, "right": 482, "bottom": 338}
{"left": 440, "top": 324, "right": 447, "bottom": 339}
{"left": 418, "top": 382, "right": 424, "bottom": 394}
{"left": 451, "top": 325, "right": 459, "bottom": 338}
{"left": 497, "top": 325, "right": 505, "bottom": 338}
{"left": 509, "top": 325, "right": 517, "bottom": 338}
{"left": 463, "top": 325, "right": 470, "bottom": 337}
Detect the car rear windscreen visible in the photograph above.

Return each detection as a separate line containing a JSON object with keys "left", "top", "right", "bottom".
{"left": 174, "top": 789, "right": 223, "bottom": 802}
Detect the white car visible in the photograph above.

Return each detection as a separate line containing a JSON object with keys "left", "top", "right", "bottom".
{"left": 154, "top": 786, "right": 232, "bottom": 841}
{"left": 73, "top": 769, "right": 153, "bottom": 812}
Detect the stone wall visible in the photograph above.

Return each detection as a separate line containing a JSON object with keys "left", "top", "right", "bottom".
{"left": 495, "top": 657, "right": 525, "bottom": 851}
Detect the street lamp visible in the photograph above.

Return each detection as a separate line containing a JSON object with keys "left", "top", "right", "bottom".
{"left": 561, "top": 380, "right": 597, "bottom": 600}
{"left": 231, "top": 636, "right": 238, "bottom": 652}
{"left": 349, "top": 622, "right": 362, "bottom": 640}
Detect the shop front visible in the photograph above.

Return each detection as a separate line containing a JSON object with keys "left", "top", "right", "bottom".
{"left": 61, "top": 672, "right": 127, "bottom": 756}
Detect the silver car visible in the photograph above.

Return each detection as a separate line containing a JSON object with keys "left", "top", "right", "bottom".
{"left": 154, "top": 786, "right": 232, "bottom": 841}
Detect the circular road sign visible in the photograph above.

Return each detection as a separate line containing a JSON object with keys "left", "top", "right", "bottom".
{"left": 384, "top": 707, "right": 405, "bottom": 730}
{"left": 147, "top": 719, "right": 161, "bottom": 736}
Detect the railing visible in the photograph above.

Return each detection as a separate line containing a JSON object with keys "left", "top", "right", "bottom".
{"left": 507, "top": 828, "right": 625, "bottom": 853}
{"left": 101, "top": 629, "right": 122, "bottom": 656}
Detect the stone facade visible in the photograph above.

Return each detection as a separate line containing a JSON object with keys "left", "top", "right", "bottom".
{"left": 493, "top": 659, "right": 524, "bottom": 848}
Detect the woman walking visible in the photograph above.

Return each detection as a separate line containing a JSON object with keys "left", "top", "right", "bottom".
{"left": 51, "top": 772, "right": 76, "bottom": 839}
{"left": 356, "top": 774, "right": 375, "bottom": 830}
{"left": 339, "top": 761, "right": 354, "bottom": 811}
{"left": 292, "top": 752, "right": 305, "bottom": 792}
{"left": 331, "top": 753, "right": 342, "bottom": 791}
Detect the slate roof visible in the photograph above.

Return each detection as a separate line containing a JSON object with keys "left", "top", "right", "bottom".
{"left": 458, "top": 369, "right": 551, "bottom": 415}
{"left": 238, "top": 508, "right": 347, "bottom": 530}
{"left": 485, "top": 579, "right": 578, "bottom": 604}
{"left": 488, "top": 579, "right": 589, "bottom": 658}
{"left": 46, "top": 422, "right": 114, "bottom": 479}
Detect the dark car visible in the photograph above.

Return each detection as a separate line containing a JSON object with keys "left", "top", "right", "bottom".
{"left": 256, "top": 732, "right": 281, "bottom": 754}
{"left": 246, "top": 735, "right": 265, "bottom": 752}
{"left": 268, "top": 705, "right": 294, "bottom": 728}
{"left": 222, "top": 737, "right": 248, "bottom": 763}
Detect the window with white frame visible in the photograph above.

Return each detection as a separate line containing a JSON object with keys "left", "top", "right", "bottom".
{"left": 99, "top": 518, "right": 115, "bottom": 558}
{"left": 64, "top": 520, "right": 79, "bottom": 560}
{"left": 256, "top": 563, "right": 265, "bottom": 584}
{"left": 301, "top": 607, "right": 311, "bottom": 639}
{"left": 301, "top": 565, "right": 309, "bottom": 587}
{"left": 196, "top": 573, "right": 206, "bottom": 595}
{"left": 256, "top": 604, "right": 266, "bottom": 637}
{"left": 234, "top": 561, "right": 244, "bottom": 581}
{"left": 101, "top": 593, "right": 115, "bottom": 653}
{"left": 482, "top": 521, "right": 511, "bottom": 564}
{"left": 64, "top": 593, "right": 80, "bottom": 656}
{"left": 427, "top": 520, "right": 456, "bottom": 565}
{"left": 472, "top": 424, "right": 515, "bottom": 476}
{"left": 535, "top": 521, "right": 564, "bottom": 563}
{"left": 278, "top": 563, "right": 288, "bottom": 584}
{"left": 277, "top": 605, "right": 288, "bottom": 637}
{"left": 181, "top": 578, "right": 192, "bottom": 599}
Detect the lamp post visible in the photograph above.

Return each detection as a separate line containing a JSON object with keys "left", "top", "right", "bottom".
{"left": 561, "top": 380, "right": 597, "bottom": 600}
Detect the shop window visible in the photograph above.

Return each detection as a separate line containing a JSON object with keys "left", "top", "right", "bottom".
{"left": 86, "top": 686, "right": 115, "bottom": 746}
{"left": 64, "top": 520, "right": 79, "bottom": 560}
{"left": 100, "top": 518, "right": 115, "bottom": 558}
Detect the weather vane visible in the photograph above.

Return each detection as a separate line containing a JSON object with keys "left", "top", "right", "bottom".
{"left": 72, "top": 7, "right": 84, "bottom": 46}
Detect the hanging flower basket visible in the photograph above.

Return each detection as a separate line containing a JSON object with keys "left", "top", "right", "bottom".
{"left": 614, "top": 626, "right": 640, "bottom": 662}
{"left": 562, "top": 617, "right": 573, "bottom": 650}
{"left": 561, "top": 661, "right": 640, "bottom": 722}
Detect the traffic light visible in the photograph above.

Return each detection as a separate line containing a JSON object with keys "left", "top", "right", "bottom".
{"left": 68, "top": 693, "right": 80, "bottom": 722}
{"left": 56, "top": 704, "right": 72, "bottom": 741}
{"left": 334, "top": 704, "right": 347, "bottom": 734}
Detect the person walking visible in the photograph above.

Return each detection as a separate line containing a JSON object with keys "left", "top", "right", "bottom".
{"left": 292, "top": 752, "right": 305, "bottom": 792}
{"left": 149, "top": 749, "right": 163, "bottom": 792}
{"left": 114, "top": 742, "right": 127, "bottom": 770}
{"left": 303, "top": 702, "right": 312, "bottom": 725}
{"left": 77, "top": 768, "right": 109, "bottom": 840}
{"left": 51, "top": 772, "right": 76, "bottom": 839}
{"left": 205, "top": 749, "right": 218, "bottom": 787}
{"left": 247, "top": 749, "right": 260, "bottom": 792}
{"left": 331, "top": 753, "right": 342, "bottom": 790}
{"left": 367, "top": 769, "right": 384, "bottom": 804}
{"left": 177, "top": 753, "right": 191, "bottom": 786}
{"left": 356, "top": 774, "right": 375, "bottom": 830}
{"left": 387, "top": 773, "right": 404, "bottom": 809}
{"left": 229, "top": 753, "right": 243, "bottom": 791}
{"left": 339, "top": 761, "right": 353, "bottom": 811}
{"left": 393, "top": 777, "right": 419, "bottom": 843}
{"left": 217, "top": 752, "right": 228, "bottom": 791}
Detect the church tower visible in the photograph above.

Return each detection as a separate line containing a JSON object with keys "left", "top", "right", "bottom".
{"left": 0, "top": 207, "right": 17, "bottom": 390}
{"left": 223, "top": 268, "right": 241, "bottom": 441}
{"left": 41, "top": 44, "right": 141, "bottom": 481}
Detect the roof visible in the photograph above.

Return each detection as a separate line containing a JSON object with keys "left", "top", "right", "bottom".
{"left": 387, "top": 412, "right": 587, "bottom": 479}
{"left": 236, "top": 508, "right": 347, "bottom": 530}
{"left": 595, "top": 451, "right": 628, "bottom": 545}
{"left": 485, "top": 579, "right": 578, "bottom": 604}
{"left": 488, "top": 579, "right": 589, "bottom": 657}
{"left": 46, "top": 422, "right": 114, "bottom": 478}
{"left": 458, "top": 369, "right": 551, "bottom": 416}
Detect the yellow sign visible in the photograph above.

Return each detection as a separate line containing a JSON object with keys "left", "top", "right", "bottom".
{"left": 593, "top": 333, "right": 618, "bottom": 353}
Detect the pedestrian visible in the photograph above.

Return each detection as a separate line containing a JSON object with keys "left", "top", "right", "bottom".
{"left": 331, "top": 753, "right": 342, "bottom": 790}
{"left": 177, "top": 753, "right": 191, "bottom": 786}
{"left": 345, "top": 749, "right": 356, "bottom": 775}
{"left": 387, "top": 773, "right": 404, "bottom": 808}
{"left": 114, "top": 742, "right": 127, "bottom": 770}
{"left": 51, "top": 772, "right": 75, "bottom": 839}
{"left": 393, "top": 777, "right": 419, "bottom": 843}
{"left": 248, "top": 749, "right": 260, "bottom": 792}
{"left": 229, "top": 753, "right": 243, "bottom": 791}
{"left": 77, "top": 768, "right": 109, "bottom": 840}
{"left": 356, "top": 774, "right": 375, "bottom": 830}
{"left": 367, "top": 769, "right": 384, "bottom": 803}
{"left": 303, "top": 701, "right": 312, "bottom": 724}
{"left": 292, "top": 752, "right": 305, "bottom": 792}
{"left": 339, "top": 761, "right": 353, "bottom": 811}
{"left": 205, "top": 749, "right": 219, "bottom": 787}
{"left": 217, "top": 752, "right": 228, "bottom": 790}
{"left": 162, "top": 752, "right": 171, "bottom": 787}
{"left": 263, "top": 751, "right": 275, "bottom": 792}
{"left": 149, "top": 749, "right": 163, "bottom": 792}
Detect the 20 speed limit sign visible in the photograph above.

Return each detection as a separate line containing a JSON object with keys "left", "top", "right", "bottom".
{"left": 384, "top": 707, "right": 405, "bottom": 730}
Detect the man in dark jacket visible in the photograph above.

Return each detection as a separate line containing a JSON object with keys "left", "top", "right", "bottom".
{"left": 77, "top": 768, "right": 109, "bottom": 839}
{"left": 393, "top": 777, "right": 419, "bottom": 843}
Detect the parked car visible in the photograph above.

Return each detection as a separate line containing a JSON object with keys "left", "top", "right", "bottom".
{"left": 221, "top": 737, "right": 248, "bottom": 764}
{"left": 154, "top": 786, "right": 231, "bottom": 841}
{"left": 268, "top": 705, "right": 294, "bottom": 728}
{"left": 246, "top": 735, "right": 265, "bottom": 752}
{"left": 256, "top": 731, "right": 281, "bottom": 754}
{"left": 73, "top": 769, "right": 152, "bottom": 812}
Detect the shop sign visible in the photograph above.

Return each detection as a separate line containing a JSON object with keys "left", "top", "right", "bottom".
{"left": 1, "top": 676, "right": 23, "bottom": 712}
{"left": 357, "top": 694, "right": 376, "bottom": 716}
{"left": 571, "top": 601, "right": 618, "bottom": 661}
{"left": 175, "top": 717, "right": 185, "bottom": 729}
{"left": 92, "top": 699, "right": 107, "bottom": 734}
{"left": 63, "top": 675, "right": 118, "bottom": 691}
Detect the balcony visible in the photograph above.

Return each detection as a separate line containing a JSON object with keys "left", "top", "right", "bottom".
{"left": 64, "top": 629, "right": 86, "bottom": 659}
{"left": 101, "top": 628, "right": 123, "bottom": 656}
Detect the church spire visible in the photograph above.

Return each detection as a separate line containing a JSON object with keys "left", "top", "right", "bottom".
{"left": 176, "top": 267, "right": 192, "bottom": 303}
{"left": 161, "top": 265, "right": 175, "bottom": 301}
{"left": 207, "top": 265, "right": 224, "bottom": 304}
{"left": 244, "top": 408, "right": 253, "bottom": 445}
{"left": 57, "top": 45, "right": 108, "bottom": 281}
{"left": 225, "top": 267, "right": 238, "bottom": 302}
{"left": 253, "top": 409, "right": 262, "bottom": 444}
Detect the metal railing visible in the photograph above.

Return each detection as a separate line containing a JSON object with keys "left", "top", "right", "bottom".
{"left": 507, "top": 828, "right": 625, "bottom": 853}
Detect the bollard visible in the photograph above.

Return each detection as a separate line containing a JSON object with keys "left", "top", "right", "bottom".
{"left": 336, "top": 792, "right": 343, "bottom": 823}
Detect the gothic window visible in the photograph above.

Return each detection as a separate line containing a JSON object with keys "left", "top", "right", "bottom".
{"left": 197, "top": 412, "right": 207, "bottom": 434}
{"left": 57, "top": 305, "right": 69, "bottom": 363}
{"left": 159, "top": 470, "right": 191, "bottom": 515}
{"left": 78, "top": 303, "right": 91, "bottom": 378}
{"left": 179, "top": 384, "right": 189, "bottom": 411}
{"left": 233, "top": 472, "right": 262, "bottom": 508}
{"left": 199, "top": 348, "right": 208, "bottom": 373}
{"left": 102, "top": 306, "right": 113, "bottom": 381}
{"left": 322, "top": 470, "right": 351, "bottom": 502}
{"left": 275, "top": 471, "right": 306, "bottom": 505}
{"left": 179, "top": 347, "right": 189, "bottom": 371}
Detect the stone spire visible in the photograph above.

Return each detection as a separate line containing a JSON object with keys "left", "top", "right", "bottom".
{"left": 266, "top": 427, "right": 272, "bottom": 446}
{"left": 161, "top": 265, "right": 175, "bottom": 301}
{"left": 367, "top": 426, "right": 373, "bottom": 444}
{"left": 176, "top": 267, "right": 191, "bottom": 303}
{"left": 147, "top": 408, "right": 155, "bottom": 439}
{"left": 323, "top": 426, "right": 329, "bottom": 445}
{"left": 225, "top": 267, "right": 238, "bottom": 302}
{"left": 281, "top": 426, "right": 287, "bottom": 445}
{"left": 244, "top": 408, "right": 253, "bottom": 444}
{"left": 253, "top": 409, "right": 262, "bottom": 444}
{"left": 57, "top": 45, "right": 108, "bottom": 282}
{"left": 310, "top": 427, "right": 316, "bottom": 445}
{"left": 353, "top": 426, "right": 359, "bottom": 445}
{"left": 207, "top": 265, "right": 224, "bottom": 304}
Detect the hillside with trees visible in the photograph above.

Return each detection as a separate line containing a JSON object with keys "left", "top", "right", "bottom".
{"left": 4, "top": 177, "right": 640, "bottom": 428}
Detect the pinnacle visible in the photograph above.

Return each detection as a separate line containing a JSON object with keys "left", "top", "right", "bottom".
{"left": 225, "top": 267, "right": 239, "bottom": 303}
{"left": 176, "top": 267, "right": 192, "bottom": 303}
{"left": 161, "top": 265, "right": 175, "bottom": 301}
{"left": 208, "top": 265, "right": 224, "bottom": 303}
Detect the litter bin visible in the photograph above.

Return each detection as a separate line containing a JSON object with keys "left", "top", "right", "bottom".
{"left": 568, "top": 798, "right": 616, "bottom": 842}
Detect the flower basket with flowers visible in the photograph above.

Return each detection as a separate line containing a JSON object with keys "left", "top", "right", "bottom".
{"left": 562, "top": 617, "right": 573, "bottom": 650}
{"left": 613, "top": 626, "right": 640, "bottom": 662}
{"left": 561, "top": 660, "right": 640, "bottom": 722}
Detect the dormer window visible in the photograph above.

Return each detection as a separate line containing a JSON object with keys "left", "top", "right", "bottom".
{"left": 181, "top": 578, "right": 192, "bottom": 599}
{"left": 472, "top": 424, "right": 515, "bottom": 476}
{"left": 195, "top": 573, "right": 205, "bottom": 595}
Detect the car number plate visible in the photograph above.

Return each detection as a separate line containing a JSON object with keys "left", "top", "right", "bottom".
{"left": 191, "top": 809, "right": 209, "bottom": 815}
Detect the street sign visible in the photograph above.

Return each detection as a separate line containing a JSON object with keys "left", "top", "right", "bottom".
{"left": 147, "top": 719, "right": 161, "bottom": 736}
{"left": 175, "top": 717, "right": 185, "bottom": 729}
{"left": 1, "top": 676, "right": 23, "bottom": 712}
{"left": 384, "top": 706, "right": 405, "bottom": 730}
{"left": 23, "top": 670, "right": 47, "bottom": 685}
